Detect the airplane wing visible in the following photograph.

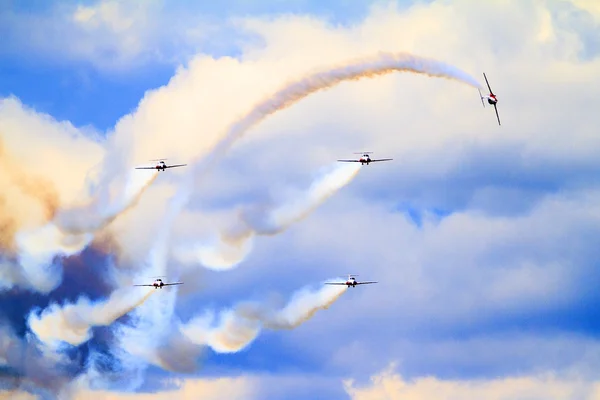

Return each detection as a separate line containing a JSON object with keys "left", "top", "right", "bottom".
{"left": 163, "top": 282, "right": 184, "bottom": 286}
{"left": 483, "top": 72, "right": 493, "bottom": 95}
{"left": 356, "top": 281, "right": 378, "bottom": 285}
{"left": 164, "top": 164, "right": 187, "bottom": 169}
{"left": 133, "top": 284, "right": 154, "bottom": 287}
{"left": 337, "top": 159, "right": 360, "bottom": 162}
{"left": 493, "top": 104, "right": 501, "bottom": 126}
{"left": 324, "top": 282, "right": 347, "bottom": 285}
{"left": 369, "top": 159, "right": 393, "bottom": 162}
{"left": 134, "top": 167, "right": 157, "bottom": 170}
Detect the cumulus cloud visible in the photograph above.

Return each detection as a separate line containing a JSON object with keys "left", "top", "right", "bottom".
{"left": 0, "top": 0, "right": 215, "bottom": 71}
{"left": 344, "top": 363, "right": 600, "bottom": 400}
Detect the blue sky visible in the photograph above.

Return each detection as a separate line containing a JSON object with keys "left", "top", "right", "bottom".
{"left": 2, "top": 0, "right": 600, "bottom": 399}
{"left": 0, "top": 0, "right": 396, "bottom": 131}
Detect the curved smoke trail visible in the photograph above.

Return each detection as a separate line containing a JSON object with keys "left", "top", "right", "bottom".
{"left": 180, "top": 281, "right": 346, "bottom": 353}
{"left": 175, "top": 162, "right": 362, "bottom": 270}
{"left": 192, "top": 51, "right": 481, "bottom": 177}
{"left": 54, "top": 170, "right": 158, "bottom": 235}
{"left": 28, "top": 288, "right": 155, "bottom": 348}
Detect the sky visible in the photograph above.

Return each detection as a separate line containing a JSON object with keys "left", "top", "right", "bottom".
{"left": 1, "top": 0, "right": 600, "bottom": 399}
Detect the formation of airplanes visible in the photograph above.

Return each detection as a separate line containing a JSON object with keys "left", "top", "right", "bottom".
{"left": 133, "top": 73, "right": 500, "bottom": 292}
{"left": 135, "top": 276, "right": 377, "bottom": 290}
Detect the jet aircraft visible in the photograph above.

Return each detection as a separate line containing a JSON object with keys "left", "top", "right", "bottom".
{"left": 337, "top": 152, "right": 393, "bottom": 166}
{"left": 478, "top": 72, "right": 501, "bottom": 126}
{"left": 135, "top": 159, "right": 187, "bottom": 171}
{"left": 325, "top": 275, "right": 377, "bottom": 288}
{"left": 134, "top": 278, "right": 183, "bottom": 289}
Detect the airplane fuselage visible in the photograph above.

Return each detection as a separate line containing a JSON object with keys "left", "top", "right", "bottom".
{"left": 359, "top": 157, "right": 371, "bottom": 165}
{"left": 153, "top": 281, "right": 165, "bottom": 289}
{"left": 486, "top": 94, "right": 498, "bottom": 105}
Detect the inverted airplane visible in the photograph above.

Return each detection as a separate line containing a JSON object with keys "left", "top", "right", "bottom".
{"left": 337, "top": 152, "right": 393, "bottom": 166}
{"left": 134, "top": 278, "right": 183, "bottom": 289}
{"left": 135, "top": 159, "right": 187, "bottom": 172}
{"left": 478, "top": 72, "right": 501, "bottom": 126}
{"left": 325, "top": 275, "right": 377, "bottom": 288}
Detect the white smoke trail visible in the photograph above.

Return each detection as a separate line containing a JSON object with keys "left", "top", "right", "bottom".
{"left": 189, "top": 52, "right": 481, "bottom": 179}
{"left": 180, "top": 281, "right": 346, "bottom": 353}
{"left": 53, "top": 169, "right": 158, "bottom": 235}
{"left": 174, "top": 162, "right": 361, "bottom": 270}
{"left": 175, "top": 229, "right": 255, "bottom": 271}
{"left": 27, "top": 288, "right": 155, "bottom": 347}
{"left": 245, "top": 163, "right": 362, "bottom": 235}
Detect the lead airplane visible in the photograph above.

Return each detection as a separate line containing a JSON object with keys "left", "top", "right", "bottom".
{"left": 134, "top": 278, "right": 183, "bottom": 289}
{"left": 135, "top": 159, "right": 187, "bottom": 172}
{"left": 325, "top": 275, "right": 377, "bottom": 288}
{"left": 478, "top": 72, "right": 501, "bottom": 126}
{"left": 337, "top": 152, "right": 393, "bottom": 166}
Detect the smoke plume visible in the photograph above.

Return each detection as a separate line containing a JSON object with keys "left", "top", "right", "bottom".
{"left": 175, "top": 162, "right": 361, "bottom": 270}
{"left": 180, "top": 282, "right": 346, "bottom": 353}
{"left": 54, "top": 170, "right": 158, "bottom": 235}
{"left": 191, "top": 51, "right": 480, "bottom": 178}
{"left": 28, "top": 288, "right": 155, "bottom": 347}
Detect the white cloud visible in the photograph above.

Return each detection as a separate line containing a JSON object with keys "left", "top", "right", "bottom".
{"left": 0, "top": 0, "right": 219, "bottom": 71}
{"left": 344, "top": 363, "right": 600, "bottom": 400}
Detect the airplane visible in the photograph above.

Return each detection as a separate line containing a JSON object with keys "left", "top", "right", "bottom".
{"left": 135, "top": 159, "right": 187, "bottom": 172}
{"left": 133, "top": 278, "right": 183, "bottom": 289}
{"left": 337, "top": 152, "right": 393, "bottom": 166}
{"left": 325, "top": 274, "right": 377, "bottom": 288}
{"left": 478, "top": 72, "right": 501, "bottom": 126}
